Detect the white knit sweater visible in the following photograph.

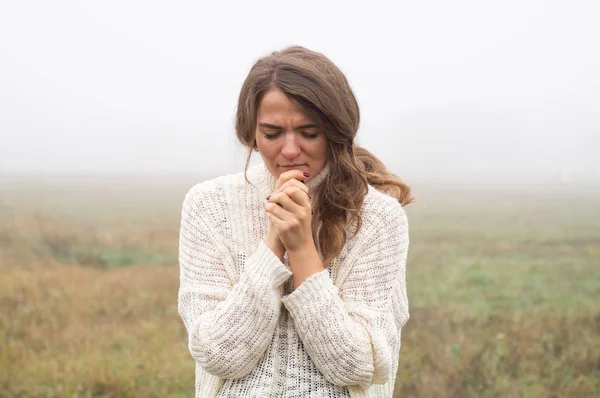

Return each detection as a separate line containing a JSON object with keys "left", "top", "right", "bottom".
{"left": 177, "top": 161, "right": 410, "bottom": 398}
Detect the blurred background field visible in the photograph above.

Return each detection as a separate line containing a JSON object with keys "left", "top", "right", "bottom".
{"left": 1, "top": 175, "right": 598, "bottom": 397}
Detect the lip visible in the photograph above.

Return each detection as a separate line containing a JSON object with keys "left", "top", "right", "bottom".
{"left": 279, "top": 164, "right": 307, "bottom": 168}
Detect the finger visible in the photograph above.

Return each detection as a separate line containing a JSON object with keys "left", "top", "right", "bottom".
{"left": 270, "top": 188, "right": 312, "bottom": 221}
{"left": 265, "top": 201, "right": 292, "bottom": 221}
{"left": 276, "top": 170, "right": 310, "bottom": 190}
{"left": 266, "top": 211, "right": 285, "bottom": 229}
{"left": 266, "top": 183, "right": 308, "bottom": 208}
{"left": 269, "top": 190, "right": 303, "bottom": 214}
{"left": 285, "top": 187, "right": 312, "bottom": 210}
{"left": 277, "top": 178, "right": 310, "bottom": 198}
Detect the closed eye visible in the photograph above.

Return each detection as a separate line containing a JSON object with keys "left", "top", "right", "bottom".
{"left": 263, "top": 132, "right": 280, "bottom": 140}
{"left": 262, "top": 132, "right": 319, "bottom": 140}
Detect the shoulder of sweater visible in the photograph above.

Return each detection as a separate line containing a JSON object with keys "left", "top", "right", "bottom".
{"left": 184, "top": 170, "right": 248, "bottom": 200}
{"left": 181, "top": 170, "right": 248, "bottom": 226}
{"left": 360, "top": 185, "right": 408, "bottom": 230}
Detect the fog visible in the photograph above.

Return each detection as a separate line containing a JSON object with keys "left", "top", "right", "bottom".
{"left": 1, "top": 0, "right": 598, "bottom": 184}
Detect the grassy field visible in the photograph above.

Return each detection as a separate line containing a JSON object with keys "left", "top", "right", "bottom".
{"left": 1, "top": 174, "right": 599, "bottom": 397}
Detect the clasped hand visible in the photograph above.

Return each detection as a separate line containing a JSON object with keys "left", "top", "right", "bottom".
{"left": 265, "top": 170, "right": 313, "bottom": 253}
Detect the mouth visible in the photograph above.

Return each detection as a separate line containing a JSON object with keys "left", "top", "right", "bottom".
{"left": 279, "top": 164, "right": 307, "bottom": 168}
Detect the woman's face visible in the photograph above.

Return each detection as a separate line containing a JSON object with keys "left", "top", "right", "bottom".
{"left": 255, "top": 88, "right": 328, "bottom": 182}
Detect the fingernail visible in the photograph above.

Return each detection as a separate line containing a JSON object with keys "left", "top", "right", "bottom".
{"left": 266, "top": 195, "right": 271, "bottom": 201}
{"left": 303, "top": 172, "right": 310, "bottom": 177}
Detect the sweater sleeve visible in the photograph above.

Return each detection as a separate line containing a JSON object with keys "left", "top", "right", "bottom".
{"left": 280, "top": 204, "right": 410, "bottom": 389}
{"left": 177, "top": 185, "right": 292, "bottom": 379}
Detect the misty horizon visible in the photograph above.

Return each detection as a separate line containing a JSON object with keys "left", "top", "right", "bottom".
{"left": 1, "top": 1, "right": 598, "bottom": 183}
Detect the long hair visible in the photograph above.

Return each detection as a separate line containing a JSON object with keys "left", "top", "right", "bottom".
{"left": 236, "top": 46, "right": 414, "bottom": 265}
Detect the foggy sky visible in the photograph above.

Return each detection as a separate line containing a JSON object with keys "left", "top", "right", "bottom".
{"left": 1, "top": 0, "right": 599, "bottom": 182}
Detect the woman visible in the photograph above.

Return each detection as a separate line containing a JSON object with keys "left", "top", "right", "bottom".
{"left": 178, "top": 46, "right": 413, "bottom": 398}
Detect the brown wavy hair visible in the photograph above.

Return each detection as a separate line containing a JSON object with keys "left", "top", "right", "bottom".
{"left": 236, "top": 46, "right": 414, "bottom": 265}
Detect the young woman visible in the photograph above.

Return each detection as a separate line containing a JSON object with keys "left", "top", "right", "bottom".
{"left": 178, "top": 46, "right": 413, "bottom": 398}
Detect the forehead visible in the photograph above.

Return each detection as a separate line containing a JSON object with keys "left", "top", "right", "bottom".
{"left": 257, "top": 88, "right": 313, "bottom": 123}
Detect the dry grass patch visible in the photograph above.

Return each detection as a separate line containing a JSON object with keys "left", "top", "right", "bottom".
{"left": 1, "top": 264, "right": 193, "bottom": 398}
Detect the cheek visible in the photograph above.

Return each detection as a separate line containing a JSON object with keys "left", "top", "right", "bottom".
{"left": 256, "top": 137, "right": 278, "bottom": 157}
{"left": 313, "top": 139, "right": 328, "bottom": 160}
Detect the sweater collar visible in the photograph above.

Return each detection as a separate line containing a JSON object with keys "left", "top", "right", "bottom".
{"left": 247, "top": 161, "right": 330, "bottom": 199}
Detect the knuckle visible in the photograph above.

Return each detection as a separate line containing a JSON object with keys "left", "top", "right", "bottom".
{"left": 293, "top": 179, "right": 308, "bottom": 191}
{"left": 281, "top": 170, "right": 295, "bottom": 180}
{"left": 284, "top": 187, "right": 299, "bottom": 195}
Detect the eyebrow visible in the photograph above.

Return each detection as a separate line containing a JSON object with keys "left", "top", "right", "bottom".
{"left": 258, "top": 123, "right": 318, "bottom": 130}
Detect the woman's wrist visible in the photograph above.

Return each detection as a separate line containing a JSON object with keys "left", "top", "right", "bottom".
{"left": 287, "top": 244, "right": 325, "bottom": 289}
{"left": 264, "top": 227, "right": 285, "bottom": 260}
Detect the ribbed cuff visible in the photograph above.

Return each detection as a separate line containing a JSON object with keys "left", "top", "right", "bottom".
{"left": 281, "top": 268, "right": 337, "bottom": 312}
{"left": 246, "top": 240, "right": 292, "bottom": 287}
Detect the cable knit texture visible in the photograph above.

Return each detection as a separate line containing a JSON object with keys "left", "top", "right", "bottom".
{"left": 178, "top": 161, "right": 410, "bottom": 398}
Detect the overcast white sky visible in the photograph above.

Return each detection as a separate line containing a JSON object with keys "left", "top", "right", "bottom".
{"left": 1, "top": 0, "right": 598, "bottom": 182}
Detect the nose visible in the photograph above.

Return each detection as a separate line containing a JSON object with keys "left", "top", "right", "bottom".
{"left": 281, "top": 133, "right": 301, "bottom": 159}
